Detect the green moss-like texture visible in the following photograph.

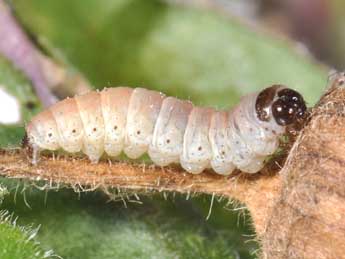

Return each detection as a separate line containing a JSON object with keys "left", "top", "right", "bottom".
{"left": 0, "top": 211, "right": 58, "bottom": 259}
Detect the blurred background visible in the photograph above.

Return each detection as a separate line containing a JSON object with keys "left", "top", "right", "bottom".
{"left": 0, "top": 0, "right": 342, "bottom": 258}
{"left": 174, "top": 0, "right": 345, "bottom": 69}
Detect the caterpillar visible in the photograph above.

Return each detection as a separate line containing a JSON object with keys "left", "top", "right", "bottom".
{"left": 25, "top": 85, "right": 306, "bottom": 175}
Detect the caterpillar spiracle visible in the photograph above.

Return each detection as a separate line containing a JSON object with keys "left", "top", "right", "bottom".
{"left": 25, "top": 85, "right": 306, "bottom": 175}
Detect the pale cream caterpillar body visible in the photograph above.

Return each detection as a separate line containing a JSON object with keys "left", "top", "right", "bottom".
{"left": 25, "top": 85, "right": 306, "bottom": 175}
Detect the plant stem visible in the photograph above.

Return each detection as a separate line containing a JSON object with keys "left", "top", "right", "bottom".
{"left": 0, "top": 0, "right": 57, "bottom": 106}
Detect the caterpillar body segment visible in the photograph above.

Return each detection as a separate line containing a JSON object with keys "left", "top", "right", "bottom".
{"left": 124, "top": 88, "right": 165, "bottom": 159}
{"left": 209, "top": 110, "right": 235, "bottom": 175}
{"left": 50, "top": 97, "right": 84, "bottom": 153}
{"left": 231, "top": 93, "right": 280, "bottom": 158}
{"left": 148, "top": 97, "right": 193, "bottom": 167}
{"left": 26, "top": 109, "right": 59, "bottom": 151}
{"left": 100, "top": 87, "right": 133, "bottom": 157}
{"left": 26, "top": 85, "right": 306, "bottom": 175}
{"left": 180, "top": 107, "right": 214, "bottom": 174}
{"left": 75, "top": 91, "right": 105, "bottom": 163}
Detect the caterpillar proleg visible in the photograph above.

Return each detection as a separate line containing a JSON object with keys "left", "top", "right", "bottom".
{"left": 25, "top": 85, "right": 306, "bottom": 175}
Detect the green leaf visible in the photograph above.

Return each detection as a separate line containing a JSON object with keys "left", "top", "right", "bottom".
{"left": 0, "top": 55, "right": 41, "bottom": 120}
{"left": 2, "top": 185, "right": 255, "bottom": 259}
{"left": 12, "top": 0, "right": 327, "bottom": 107}
{"left": 0, "top": 55, "right": 41, "bottom": 147}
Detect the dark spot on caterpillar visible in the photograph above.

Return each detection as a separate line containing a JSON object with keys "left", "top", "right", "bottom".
{"left": 25, "top": 101, "right": 36, "bottom": 110}
{"left": 166, "top": 139, "right": 170, "bottom": 144}
{"left": 72, "top": 129, "right": 76, "bottom": 133}
{"left": 272, "top": 88, "right": 306, "bottom": 126}
{"left": 48, "top": 133, "right": 52, "bottom": 137}
{"left": 93, "top": 127, "right": 97, "bottom": 132}
{"left": 256, "top": 85, "right": 281, "bottom": 121}
{"left": 137, "top": 130, "right": 141, "bottom": 135}
{"left": 198, "top": 146, "right": 202, "bottom": 151}
{"left": 221, "top": 151, "right": 226, "bottom": 155}
{"left": 114, "top": 125, "right": 118, "bottom": 130}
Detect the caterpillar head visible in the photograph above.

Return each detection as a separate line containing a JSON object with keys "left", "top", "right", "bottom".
{"left": 256, "top": 85, "right": 307, "bottom": 126}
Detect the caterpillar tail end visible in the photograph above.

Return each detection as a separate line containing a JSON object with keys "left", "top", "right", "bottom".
{"left": 22, "top": 133, "right": 40, "bottom": 165}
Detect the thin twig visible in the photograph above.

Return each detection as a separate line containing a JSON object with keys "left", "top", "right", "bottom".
{"left": 0, "top": 0, "right": 57, "bottom": 106}
{"left": 0, "top": 148, "right": 281, "bottom": 236}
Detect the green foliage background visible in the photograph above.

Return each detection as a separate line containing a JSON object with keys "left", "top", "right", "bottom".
{"left": 0, "top": 0, "right": 327, "bottom": 258}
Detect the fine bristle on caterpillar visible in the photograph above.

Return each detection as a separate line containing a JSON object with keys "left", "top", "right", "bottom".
{"left": 25, "top": 85, "right": 306, "bottom": 175}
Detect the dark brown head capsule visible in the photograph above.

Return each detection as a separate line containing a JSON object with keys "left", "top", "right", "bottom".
{"left": 272, "top": 88, "right": 306, "bottom": 126}
{"left": 256, "top": 85, "right": 307, "bottom": 126}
